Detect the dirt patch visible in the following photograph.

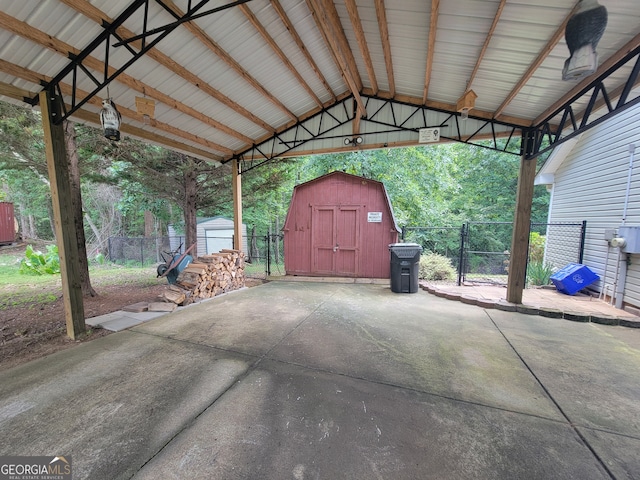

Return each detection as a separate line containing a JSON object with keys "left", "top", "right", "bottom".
{"left": 0, "top": 243, "right": 267, "bottom": 372}
{"left": 0, "top": 282, "right": 169, "bottom": 372}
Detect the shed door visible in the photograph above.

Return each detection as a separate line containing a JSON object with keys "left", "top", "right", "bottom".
{"left": 312, "top": 206, "right": 360, "bottom": 276}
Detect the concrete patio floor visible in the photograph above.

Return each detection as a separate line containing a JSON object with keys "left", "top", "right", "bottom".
{"left": 1, "top": 281, "right": 639, "bottom": 479}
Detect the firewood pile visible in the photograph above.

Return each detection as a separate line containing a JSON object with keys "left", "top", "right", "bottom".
{"left": 160, "top": 249, "right": 245, "bottom": 306}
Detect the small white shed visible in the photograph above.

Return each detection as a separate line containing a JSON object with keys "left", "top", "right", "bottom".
{"left": 168, "top": 216, "right": 248, "bottom": 255}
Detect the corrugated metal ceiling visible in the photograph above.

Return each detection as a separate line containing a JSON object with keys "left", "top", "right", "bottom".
{"left": 0, "top": 0, "right": 638, "bottom": 163}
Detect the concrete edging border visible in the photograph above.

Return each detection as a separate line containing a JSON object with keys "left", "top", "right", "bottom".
{"left": 420, "top": 284, "right": 640, "bottom": 329}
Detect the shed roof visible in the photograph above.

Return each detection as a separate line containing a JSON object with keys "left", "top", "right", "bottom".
{"left": 0, "top": 1, "right": 638, "bottom": 164}
{"left": 285, "top": 170, "right": 401, "bottom": 233}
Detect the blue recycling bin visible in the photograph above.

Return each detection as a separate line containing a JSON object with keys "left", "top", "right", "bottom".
{"left": 550, "top": 263, "right": 599, "bottom": 295}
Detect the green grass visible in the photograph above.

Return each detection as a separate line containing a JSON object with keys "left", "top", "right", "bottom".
{"left": 0, "top": 257, "right": 160, "bottom": 309}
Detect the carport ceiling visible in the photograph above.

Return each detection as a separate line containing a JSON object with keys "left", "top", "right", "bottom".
{"left": 0, "top": 0, "right": 639, "bottom": 165}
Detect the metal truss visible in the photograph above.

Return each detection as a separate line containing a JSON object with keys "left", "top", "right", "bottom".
{"left": 233, "top": 98, "right": 356, "bottom": 173}
{"left": 362, "top": 95, "right": 523, "bottom": 156}
{"left": 33, "top": 0, "right": 250, "bottom": 123}
{"left": 530, "top": 43, "right": 640, "bottom": 160}
{"left": 233, "top": 94, "right": 525, "bottom": 173}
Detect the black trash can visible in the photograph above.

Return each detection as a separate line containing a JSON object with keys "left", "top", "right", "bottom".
{"left": 389, "top": 243, "right": 422, "bottom": 293}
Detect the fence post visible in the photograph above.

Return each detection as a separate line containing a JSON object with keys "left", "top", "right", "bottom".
{"left": 401, "top": 226, "right": 406, "bottom": 241}
{"left": 266, "top": 234, "right": 271, "bottom": 277}
{"left": 457, "top": 223, "right": 466, "bottom": 286}
{"left": 578, "top": 220, "right": 587, "bottom": 264}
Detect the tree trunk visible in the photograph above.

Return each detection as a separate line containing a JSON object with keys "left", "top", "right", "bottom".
{"left": 144, "top": 210, "right": 154, "bottom": 237}
{"left": 183, "top": 168, "right": 198, "bottom": 258}
{"left": 18, "top": 205, "right": 28, "bottom": 240}
{"left": 64, "top": 120, "right": 97, "bottom": 297}
{"left": 28, "top": 214, "right": 38, "bottom": 239}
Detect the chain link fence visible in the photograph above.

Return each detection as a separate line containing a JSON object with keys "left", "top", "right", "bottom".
{"left": 107, "top": 233, "right": 285, "bottom": 278}
{"left": 402, "top": 221, "right": 586, "bottom": 286}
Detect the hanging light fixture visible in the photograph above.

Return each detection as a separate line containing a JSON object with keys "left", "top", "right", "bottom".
{"left": 100, "top": 97, "right": 122, "bottom": 141}
{"left": 563, "top": 0, "right": 608, "bottom": 81}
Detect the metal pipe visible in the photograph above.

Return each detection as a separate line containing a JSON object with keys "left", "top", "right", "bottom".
{"left": 615, "top": 253, "right": 627, "bottom": 309}
{"left": 614, "top": 144, "right": 636, "bottom": 308}
{"left": 621, "top": 143, "right": 636, "bottom": 226}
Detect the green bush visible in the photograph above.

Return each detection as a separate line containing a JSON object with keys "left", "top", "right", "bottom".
{"left": 526, "top": 260, "right": 554, "bottom": 286}
{"left": 529, "top": 232, "right": 546, "bottom": 263}
{"left": 19, "top": 245, "right": 60, "bottom": 275}
{"left": 419, "top": 252, "right": 456, "bottom": 281}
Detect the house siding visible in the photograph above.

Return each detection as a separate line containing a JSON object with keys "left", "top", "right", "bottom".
{"left": 545, "top": 102, "right": 640, "bottom": 308}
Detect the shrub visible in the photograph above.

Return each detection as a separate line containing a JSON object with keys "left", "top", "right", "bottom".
{"left": 529, "top": 232, "right": 546, "bottom": 263}
{"left": 419, "top": 252, "right": 456, "bottom": 281}
{"left": 19, "top": 245, "right": 60, "bottom": 275}
{"left": 526, "top": 260, "right": 554, "bottom": 286}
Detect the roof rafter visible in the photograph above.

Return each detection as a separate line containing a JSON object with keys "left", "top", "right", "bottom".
{"left": 269, "top": 0, "right": 336, "bottom": 102}
{"left": 534, "top": 31, "right": 640, "bottom": 126}
{"left": 0, "top": 59, "right": 230, "bottom": 156}
{"left": 374, "top": 0, "right": 395, "bottom": 97}
{"left": 239, "top": 3, "right": 322, "bottom": 110}
{"left": 343, "top": 0, "right": 378, "bottom": 94}
{"left": 59, "top": 0, "right": 261, "bottom": 142}
{"left": 305, "top": 0, "right": 366, "bottom": 117}
{"left": 158, "top": 0, "right": 295, "bottom": 124}
{"left": 466, "top": 0, "right": 506, "bottom": 91}
{"left": 494, "top": 2, "right": 578, "bottom": 119}
{"left": 423, "top": 0, "right": 439, "bottom": 104}
{"left": 0, "top": 10, "right": 260, "bottom": 147}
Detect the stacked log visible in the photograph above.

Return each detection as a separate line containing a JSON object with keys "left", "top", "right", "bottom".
{"left": 160, "top": 249, "right": 245, "bottom": 305}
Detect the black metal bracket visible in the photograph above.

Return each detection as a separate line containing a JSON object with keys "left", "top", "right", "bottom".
{"left": 32, "top": 0, "right": 250, "bottom": 124}
{"left": 231, "top": 94, "right": 526, "bottom": 173}
{"left": 529, "top": 43, "right": 640, "bottom": 159}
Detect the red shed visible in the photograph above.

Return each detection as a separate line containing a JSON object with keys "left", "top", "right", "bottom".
{"left": 283, "top": 172, "right": 400, "bottom": 278}
{"left": 0, "top": 202, "right": 15, "bottom": 245}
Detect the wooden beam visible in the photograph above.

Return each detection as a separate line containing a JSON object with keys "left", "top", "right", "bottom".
{"left": 423, "top": 0, "right": 439, "bottom": 104}
{"left": 466, "top": 0, "right": 506, "bottom": 90}
{"left": 270, "top": 0, "right": 336, "bottom": 102}
{"left": 39, "top": 90, "right": 86, "bottom": 339}
{"left": 0, "top": 82, "right": 36, "bottom": 102}
{"left": 344, "top": 0, "right": 378, "bottom": 94}
{"left": 0, "top": 10, "right": 266, "bottom": 141}
{"left": 306, "top": 0, "right": 366, "bottom": 117}
{"left": 0, "top": 59, "right": 224, "bottom": 160}
{"left": 375, "top": 0, "right": 395, "bottom": 97}
{"left": 534, "top": 30, "right": 640, "bottom": 126}
{"left": 495, "top": 3, "right": 578, "bottom": 119}
{"left": 57, "top": 0, "right": 262, "bottom": 141}
{"left": 240, "top": 3, "right": 322, "bottom": 110}
{"left": 159, "top": 0, "right": 293, "bottom": 125}
{"left": 362, "top": 88, "right": 534, "bottom": 127}
{"left": 506, "top": 148, "right": 537, "bottom": 304}
{"left": 241, "top": 130, "right": 520, "bottom": 160}
{"left": 232, "top": 159, "right": 243, "bottom": 251}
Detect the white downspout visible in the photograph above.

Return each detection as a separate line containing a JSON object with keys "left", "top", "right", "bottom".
{"left": 614, "top": 143, "right": 636, "bottom": 309}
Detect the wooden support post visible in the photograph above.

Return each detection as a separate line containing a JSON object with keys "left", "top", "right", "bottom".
{"left": 40, "top": 90, "right": 86, "bottom": 339}
{"left": 232, "top": 158, "right": 243, "bottom": 251}
{"left": 506, "top": 135, "right": 537, "bottom": 304}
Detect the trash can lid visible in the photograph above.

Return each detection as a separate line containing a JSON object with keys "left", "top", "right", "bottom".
{"left": 388, "top": 243, "right": 422, "bottom": 249}
{"left": 389, "top": 243, "right": 422, "bottom": 258}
